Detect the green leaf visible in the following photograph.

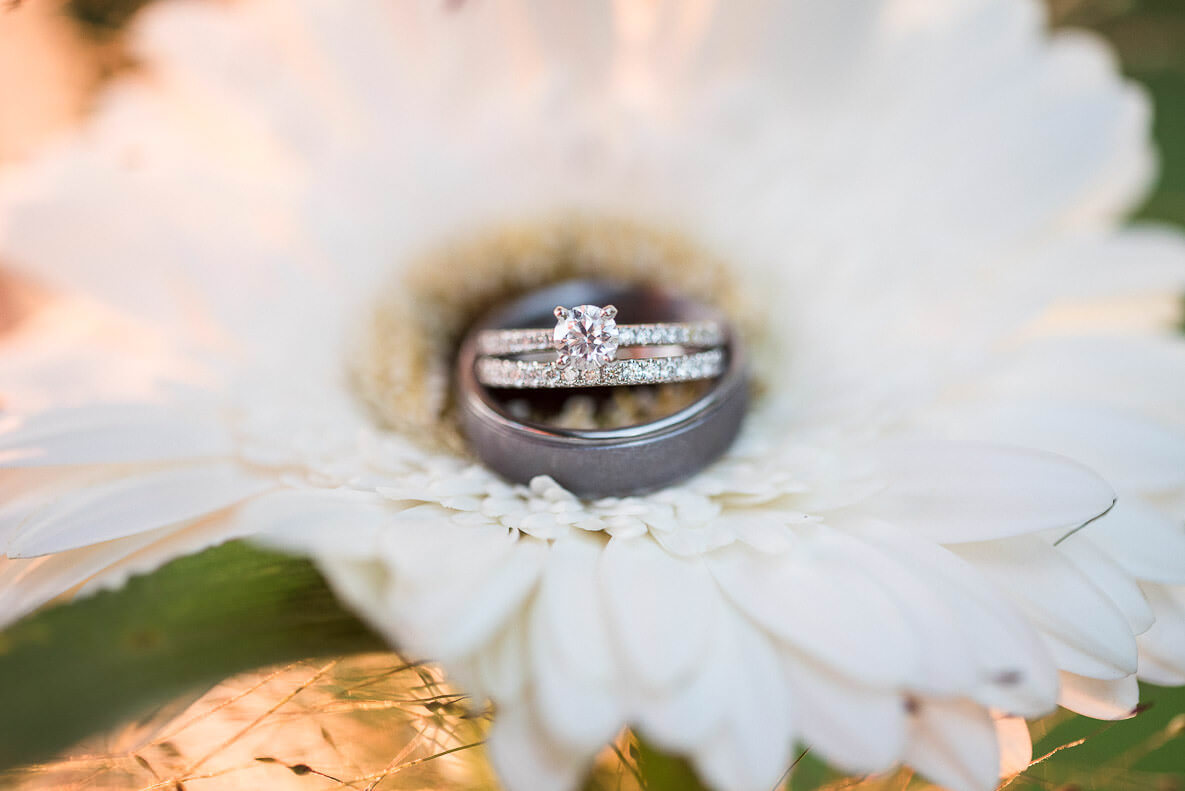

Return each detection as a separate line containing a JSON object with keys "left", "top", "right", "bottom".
{"left": 632, "top": 737, "right": 710, "bottom": 790}
{"left": 0, "top": 541, "right": 386, "bottom": 771}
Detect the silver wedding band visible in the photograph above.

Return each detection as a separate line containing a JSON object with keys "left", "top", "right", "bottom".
{"left": 455, "top": 280, "right": 748, "bottom": 497}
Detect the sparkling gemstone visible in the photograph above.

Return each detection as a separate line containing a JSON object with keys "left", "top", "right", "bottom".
{"left": 553, "top": 305, "right": 619, "bottom": 370}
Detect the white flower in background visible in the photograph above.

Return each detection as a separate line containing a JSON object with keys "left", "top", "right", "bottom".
{"left": 3, "top": 1, "right": 1185, "bottom": 790}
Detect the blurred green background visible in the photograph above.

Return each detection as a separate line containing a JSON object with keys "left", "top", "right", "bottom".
{"left": 1048, "top": 0, "right": 1185, "bottom": 229}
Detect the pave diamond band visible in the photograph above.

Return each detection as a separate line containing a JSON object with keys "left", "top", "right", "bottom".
{"left": 474, "top": 302, "right": 727, "bottom": 389}
{"left": 476, "top": 320, "right": 725, "bottom": 357}
{"left": 476, "top": 348, "right": 726, "bottom": 388}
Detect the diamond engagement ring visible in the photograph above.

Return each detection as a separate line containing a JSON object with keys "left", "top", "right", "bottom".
{"left": 474, "top": 304, "right": 727, "bottom": 388}
{"left": 456, "top": 280, "right": 748, "bottom": 497}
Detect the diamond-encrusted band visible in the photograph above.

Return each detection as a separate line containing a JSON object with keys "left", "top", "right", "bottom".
{"left": 476, "top": 321, "right": 725, "bottom": 357}
{"left": 475, "top": 348, "right": 726, "bottom": 388}
{"left": 475, "top": 302, "right": 726, "bottom": 389}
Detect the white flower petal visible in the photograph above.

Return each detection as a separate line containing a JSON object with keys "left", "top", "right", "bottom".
{"left": 0, "top": 404, "right": 233, "bottom": 467}
{"left": 1055, "top": 534, "right": 1155, "bottom": 636}
{"left": 0, "top": 297, "right": 187, "bottom": 411}
{"left": 7, "top": 463, "right": 270, "bottom": 557}
{"left": 858, "top": 441, "right": 1116, "bottom": 543}
{"left": 75, "top": 515, "right": 260, "bottom": 598}
{"left": 0, "top": 467, "right": 118, "bottom": 544}
{"left": 519, "top": 0, "right": 615, "bottom": 87}
{"left": 1137, "top": 652, "right": 1185, "bottom": 687}
{"left": 378, "top": 520, "right": 546, "bottom": 662}
{"left": 1058, "top": 671, "right": 1139, "bottom": 720}
{"left": 708, "top": 535, "right": 920, "bottom": 689}
{"left": 600, "top": 536, "right": 719, "bottom": 691}
{"left": 528, "top": 536, "right": 624, "bottom": 752}
{"left": 920, "top": 400, "right": 1185, "bottom": 494}
{"left": 823, "top": 528, "right": 981, "bottom": 697}
{"left": 840, "top": 519, "right": 1060, "bottom": 717}
{"left": 1045, "top": 226, "right": 1185, "bottom": 301}
{"left": 629, "top": 623, "right": 732, "bottom": 754}
{"left": 242, "top": 488, "right": 393, "bottom": 558}
{"left": 1136, "top": 583, "right": 1185, "bottom": 681}
{"left": 994, "top": 716, "right": 1033, "bottom": 779}
{"left": 649, "top": 522, "right": 734, "bottom": 557}
{"left": 953, "top": 536, "right": 1138, "bottom": 680}
{"left": 1, "top": 513, "right": 256, "bottom": 626}
{"left": 0, "top": 531, "right": 166, "bottom": 625}
{"left": 978, "top": 334, "right": 1185, "bottom": 427}
{"left": 713, "top": 511, "right": 802, "bottom": 554}
{"left": 530, "top": 625, "right": 623, "bottom": 755}
{"left": 486, "top": 701, "right": 592, "bottom": 791}
{"left": 310, "top": 554, "right": 392, "bottom": 642}
{"left": 780, "top": 652, "right": 906, "bottom": 775}
{"left": 1080, "top": 498, "right": 1185, "bottom": 586}
{"left": 950, "top": 28, "right": 1150, "bottom": 236}
{"left": 691, "top": 616, "right": 793, "bottom": 791}
{"left": 535, "top": 536, "right": 616, "bottom": 683}
{"left": 469, "top": 611, "right": 529, "bottom": 704}
{"left": 905, "top": 699, "right": 999, "bottom": 791}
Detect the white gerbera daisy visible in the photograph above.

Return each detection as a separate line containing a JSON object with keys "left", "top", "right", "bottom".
{"left": 3, "top": 1, "right": 1185, "bottom": 790}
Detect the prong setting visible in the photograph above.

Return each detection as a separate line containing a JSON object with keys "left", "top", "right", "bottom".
{"left": 552, "top": 304, "right": 620, "bottom": 371}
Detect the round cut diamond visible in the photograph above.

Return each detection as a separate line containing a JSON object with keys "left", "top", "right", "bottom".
{"left": 553, "top": 304, "right": 619, "bottom": 370}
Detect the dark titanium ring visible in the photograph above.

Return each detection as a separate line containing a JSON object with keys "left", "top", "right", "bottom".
{"left": 455, "top": 280, "right": 749, "bottom": 498}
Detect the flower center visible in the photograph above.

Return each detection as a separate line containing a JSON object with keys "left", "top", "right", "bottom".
{"left": 553, "top": 304, "right": 619, "bottom": 370}
{"left": 354, "top": 216, "right": 758, "bottom": 450}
